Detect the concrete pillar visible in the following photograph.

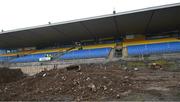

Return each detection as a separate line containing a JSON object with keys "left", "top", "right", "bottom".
{"left": 122, "top": 47, "right": 128, "bottom": 58}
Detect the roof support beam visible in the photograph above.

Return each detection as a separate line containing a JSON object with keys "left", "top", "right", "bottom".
{"left": 79, "top": 22, "right": 96, "bottom": 39}
{"left": 178, "top": 26, "right": 180, "bottom": 39}
{"left": 175, "top": 7, "right": 180, "bottom": 32}
{"left": 145, "top": 10, "right": 155, "bottom": 33}
{"left": 112, "top": 16, "right": 121, "bottom": 37}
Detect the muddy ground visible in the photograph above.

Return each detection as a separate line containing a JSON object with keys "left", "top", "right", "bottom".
{"left": 0, "top": 60, "right": 180, "bottom": 101}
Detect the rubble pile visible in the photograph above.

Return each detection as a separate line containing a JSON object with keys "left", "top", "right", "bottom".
{"left": 0, "top": 62, "right": 180, "bottom": 101}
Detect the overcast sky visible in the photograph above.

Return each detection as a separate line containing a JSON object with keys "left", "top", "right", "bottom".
{"left": 0, "top": 0, "right": 180, "bottom": 31}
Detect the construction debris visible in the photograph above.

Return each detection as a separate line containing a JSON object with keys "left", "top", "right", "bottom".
{"left": 0, "top": 61, "right": 180, "bottom": 101}
{"left": 149, "top": 63, "right": 162, "bottom": 69}
{"left": 134, "top": 68, "right": 138, "bottom": 71}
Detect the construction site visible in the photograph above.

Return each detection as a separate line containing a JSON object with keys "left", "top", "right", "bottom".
{"left": 0, "top": 3, "right": 180, "bottom": 101}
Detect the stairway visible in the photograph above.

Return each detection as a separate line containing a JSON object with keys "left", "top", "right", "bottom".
{"left": 108, "top": 49, "right": 114, "bottom": 59}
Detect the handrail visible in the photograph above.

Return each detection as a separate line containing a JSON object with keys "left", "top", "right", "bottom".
{"left": 52, "top": 46, "right": 77, "bottom": 60}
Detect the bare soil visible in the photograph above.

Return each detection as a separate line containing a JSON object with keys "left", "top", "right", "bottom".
{"left": 0, "top": 68, "right": 25, "bottom": 84}
{"left": 0, "top": 61, "right": 180, "bottom": 101}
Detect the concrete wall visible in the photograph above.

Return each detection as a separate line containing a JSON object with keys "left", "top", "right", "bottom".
{"left": 10, "top": 64, "right": 69, "bottom": 76}
{"left": 8, "top": 58, "right": 108, "bottom": 75}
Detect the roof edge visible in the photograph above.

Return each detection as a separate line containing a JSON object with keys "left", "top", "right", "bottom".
{"left": 0, "top": 2, "right": 180, "bottom": 35}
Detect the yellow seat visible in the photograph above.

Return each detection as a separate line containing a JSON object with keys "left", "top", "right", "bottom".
{"left": 83, "top": 43, "right": 116, "bottom": 49}
{"left": 123, "top": 38, "right": 180, "bottom": 47}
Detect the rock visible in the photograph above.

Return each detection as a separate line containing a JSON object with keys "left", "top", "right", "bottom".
{"left": 150, "top": 63, "right": 162, "bottom": 69}
{"left": 124, "top": 67, "right": 128, "bottom": 70}
{"left": 21, "top": 83, "right": 25, "bottom": 86}
{"left": 134, "top": 68, "right": 138, "bottom": 70}
{"left": 103, "top": 76, "right": 107, "bottom": 79}
{"left": 73, "top": 80, "right": 80, "bottom": 85}
{"left": 4, "top": 87, "right": 8, "bottom": 90}
{"left": 77, "top": 66, "right": 81, "bottom": 72}
{"left": 103, "top": 86, "right": 107, "bottom": 91}
{"left": 116, "top": 94, "right": 120, "bottom": 98}
{"left": 76, "top": 96, "right": 82, "bottom": 101}
{"left": 124, "top": 76, "right": 129, "bottom": 79}
{"left": 42, "top": 73, "right": 47, "bottom": 77}
{"left": 146, "top": 87, "right": 169, "bottom": 91}
{"left": 88, "top": 83, "right": 96, "bottom": 92}
{"left": 120, "top": 90, "right": 132, "bottom": 96}
{"left": 104, "top": 66, "right": 107, "bottom": 70}
{"left": 78, "top": 86, "right": 83, "bottom": 89}
{"left": 61, "top": 76, "right": 66, "bottom": 80}
{"left": 54, "top": 73, "right": 59, "bottom": 78}
{"left": 107, "top": 81, "right": 112, "bottom": 86}
{"left": 86, "top": 77, "right": 90, "bottom": 81}
{"left": 49, "top": 87, "right": 53, "bottom": 90}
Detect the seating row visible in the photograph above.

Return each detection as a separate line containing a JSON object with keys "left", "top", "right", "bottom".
{"left": 8, "top": 48, "right": 111, "bottom": 63}
{"left": 127, "top": 42, "right": 180, "bottom": 56}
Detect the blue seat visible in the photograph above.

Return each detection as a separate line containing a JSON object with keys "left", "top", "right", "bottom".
{"left": 0, "top": 56, "right": 6, "bottom": 62}
{"left": 0, "top": 56, "right": 15, "bottom": 62}
{"left": 60, "top": 48, "right": 111, "bottom": 60}
{"left": 128, "top": 42, "right": 180, "bottom": 56}
{"left": 9, "top": 52, "right": 59, "bottom": 63}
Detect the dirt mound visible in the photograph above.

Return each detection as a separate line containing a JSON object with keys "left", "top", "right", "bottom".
{"left": 0, "top": 68, "right": 25, "bottom": 84}
{"left": 0, "top": 62, "right": 180, "bottom": 101}
{"left": 0, "top": 63, "right": 138, "bottom": 101}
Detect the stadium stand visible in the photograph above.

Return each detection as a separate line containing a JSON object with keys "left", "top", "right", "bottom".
{"left": 8, "top": 47, "right": 112, "bottom": 63}
{"left": 0, "top": 3, "right": 179, "bottom": 63}
{"left": 0, "top": 42, "right": 115, "bottom": 63}
{"left": 0, "top": 43, "right": 115, "bottom": 56}
{"left": 0, "top": 36, "right": 180, "bottom": 62}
